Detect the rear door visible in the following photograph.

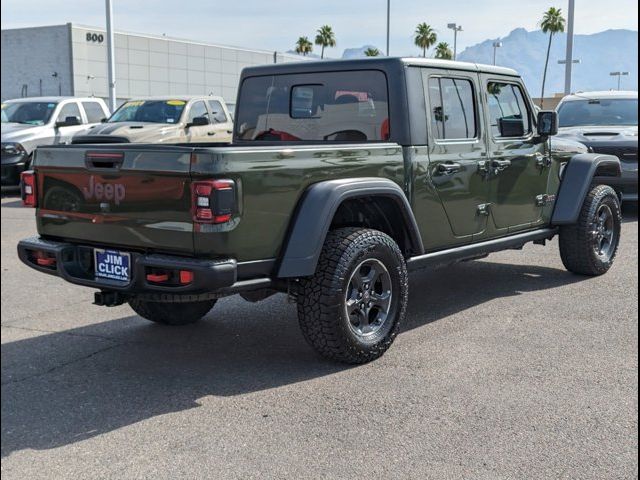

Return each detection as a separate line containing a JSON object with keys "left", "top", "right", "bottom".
{"left": 482, "top": 77, "right": 551, "bottom": 233}
{"left": 423, "top": 70, "right": 490, "bottom": 240}
{"left": 35, "top": 145, "right": 197, "bottom": 254}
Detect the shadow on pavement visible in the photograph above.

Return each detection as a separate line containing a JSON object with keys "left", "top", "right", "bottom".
{"left": 0, "top": 260, "right": 589, "bottom": 457}
{"left": 622, "top": 202, "right": 638, "bottom": 223}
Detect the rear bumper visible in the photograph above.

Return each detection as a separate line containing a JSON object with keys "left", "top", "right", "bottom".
{"left": 17, "top": 236, "right": 241, "bottom": 297}
{"left": 1, "top": 154, "right": 29, "bottom": 186}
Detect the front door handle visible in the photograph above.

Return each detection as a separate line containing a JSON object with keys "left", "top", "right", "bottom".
{"left": 492, "top": 159, "right": 512, "bottom": 172}
{"left": 437, "top": 162, "right": 462, "bottom": 175}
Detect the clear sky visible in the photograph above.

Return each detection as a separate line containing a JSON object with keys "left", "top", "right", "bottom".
{"left": 1, "top": 0, "right": 638, "bottom": 56}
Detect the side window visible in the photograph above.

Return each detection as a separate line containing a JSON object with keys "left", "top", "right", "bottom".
{"left": 82, "top": 102, "right": 106, "bottom": 123}
{"left": 207, "top": 100, "right": 228, "bottom": 124}
{"left": 57, "top": 102, "right": 82, "bottom": 123}
{"left": 486, "top": 82, "right": 532, "bottom": 138}
{"left": 427, "top": 77, "right": 477, "bottom": 140}
{"left": 187, "top": 101, "right": 209, "bottom": 123}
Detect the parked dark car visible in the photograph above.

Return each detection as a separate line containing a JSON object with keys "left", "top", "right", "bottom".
{"left": 556, "top": 91, "right": 638, "bottom": 203}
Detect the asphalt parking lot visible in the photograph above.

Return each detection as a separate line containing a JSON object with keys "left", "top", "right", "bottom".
{"left": 1, "top": 194, "right": 637, "bottom": 480}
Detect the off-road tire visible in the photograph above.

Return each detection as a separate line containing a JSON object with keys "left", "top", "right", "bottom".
{"left": 128, "top": 298, "right": 217, "bottom": 325}
{"left": 297, "top": 228, "right": 408, "bottom": 364}
{"left": 559, "top": 185, "right": 622, "bottom": 276}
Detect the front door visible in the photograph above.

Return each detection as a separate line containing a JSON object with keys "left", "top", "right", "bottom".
{"left": 423, "top": 71, "right": 490, "bottom": 240}
{"left": 185, "top": 100, "right": 213, "bottom": 142}
{"left": 207, "top": 100, "right": 233, "bottom": 143}
{"left": 54, "top": 102, "right": 88, "bottom": 144}
{"left": 482, "top": 78, "right": 552, "bottom": 233}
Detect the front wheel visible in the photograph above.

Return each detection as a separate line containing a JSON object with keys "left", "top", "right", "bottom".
{"left": 297, "top": 228, "right": 408, "bottom": 364}
{"left": 128, "top": 298, "right": 217, "bottom": 325}
{"left": 559, "top": 185, "right": 622, "bottom": 276}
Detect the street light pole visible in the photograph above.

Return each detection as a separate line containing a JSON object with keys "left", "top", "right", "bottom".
{"left": 105, "top": 0, "right": 116, "bottom": 112}
{"left": 492, "top": 41, "right": 503, "bottom": 65}
{"left": 563, "top": 0, "right": 576, "bottom": 95}
{"left": 386, "top": 0, "right": 391, "bottom": 56}
{"left": 447, "top": 23, "right": 463, "bottom": 60}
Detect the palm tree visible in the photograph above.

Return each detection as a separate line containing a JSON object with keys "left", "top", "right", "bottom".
{"left": 434, "top": 42, "right": 453, "bottom": 60}
{"left": 414, "top": 23, "right": 437, "bottom": 58}
{"left": 364, "top": 47, "right": 381, "bottom": 57}
{"left": 295, "top": 37, "right": 313, "bottom": 56}
{"left": 539, "top": 7, "right": 566, "bottom": 108}
{"left": 315, "top": 25, "right": 337, "bottom": 59}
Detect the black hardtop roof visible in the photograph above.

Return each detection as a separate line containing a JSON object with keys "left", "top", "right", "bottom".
{"left": 240, "top": 57, "right": 520, "bottom": 79}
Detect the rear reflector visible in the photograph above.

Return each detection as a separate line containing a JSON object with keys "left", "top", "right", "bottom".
{"left": 146, "top": 272, "right": 170, "bottom": 283}
{"left": 20, "top": 171, "right": 37, "bottom": 207}
{"left": 32, "top": 250, "right": 56, "bottom": 268}
{"left": 179, "top": 270, "right": 194, "bottom": 285}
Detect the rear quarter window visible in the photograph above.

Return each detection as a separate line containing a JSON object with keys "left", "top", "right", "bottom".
{"left": 235, "top": 70, "right": 390, "bottom": 142}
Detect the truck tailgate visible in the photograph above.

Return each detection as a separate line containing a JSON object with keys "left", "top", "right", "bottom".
{"left": 34, "top": 145, "right": 198, "bottom": 255}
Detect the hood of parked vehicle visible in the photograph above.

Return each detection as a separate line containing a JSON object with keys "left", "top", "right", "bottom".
{"left": 78, "top": 122, "right": 184, "bottom": 143}
{"left": 557, "top": 125, "right": 638, "bottom": 141}
{"left": 1, "top": 123, "right": 51, "bottom": 152}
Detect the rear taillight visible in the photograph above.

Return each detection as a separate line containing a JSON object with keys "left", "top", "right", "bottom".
{"left": 20, "top": 171, "right": 37, "bottom": 207}
{"left": 191, "top": 179, "right": 236, "bottom": 224}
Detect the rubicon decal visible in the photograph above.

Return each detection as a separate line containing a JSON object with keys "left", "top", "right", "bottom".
{"left": 83, "top": 176, "right": 126, "bottom": 205}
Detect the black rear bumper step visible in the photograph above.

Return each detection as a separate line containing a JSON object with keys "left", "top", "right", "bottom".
{"left": 17, "top": 236, "right": 239, "bottom": 296}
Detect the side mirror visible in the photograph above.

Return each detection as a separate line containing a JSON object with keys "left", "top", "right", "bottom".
{"left": 186, "top": 116, "right": 209, "bottom": 128}
{"left": 55, "top": 116, "right": 81, "bottom": 128}
{"left": 537, "top": 110, "right": 558, "bottom": 137}
{"left": 100, "top": 118, "right": 107, "bottom": 123}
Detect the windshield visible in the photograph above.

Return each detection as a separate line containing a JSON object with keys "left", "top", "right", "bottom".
{"left": 558, "top": 98, "right": 638, "bottom": 127}
{"left": 108, "top": 100, "right": 187, "bottom": 124}
{"left": 1, "top": 101, "right": 58, "bottom": 125}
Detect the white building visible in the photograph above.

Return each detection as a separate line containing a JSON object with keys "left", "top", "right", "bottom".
{"left": 1, "top": 23, "right": 306, "bottom": 105}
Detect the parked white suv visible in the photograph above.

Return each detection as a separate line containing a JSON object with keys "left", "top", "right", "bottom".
{"left": 1, "top": 97, "right": 110, "bottom": 186}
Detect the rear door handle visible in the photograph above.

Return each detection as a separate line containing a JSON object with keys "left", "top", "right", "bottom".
{"left": 437, "top": 162, "right": 462, "bottom": 175}
{"left": 207, "top": 132, "right": 216, "bottom": 136}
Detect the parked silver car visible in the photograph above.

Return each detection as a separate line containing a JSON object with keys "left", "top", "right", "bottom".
{"left": 1, "top": 97, "right": 110, "bottom": 186}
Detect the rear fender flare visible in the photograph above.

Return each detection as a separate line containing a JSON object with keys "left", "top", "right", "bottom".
{"left": 552, "top": 153, "right": 621, "bottom": 225}
{"left": 277, "top": 178, "right": 423, "bottom": 278}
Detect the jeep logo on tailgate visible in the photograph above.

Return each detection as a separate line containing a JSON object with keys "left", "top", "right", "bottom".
{"left": 83, "top": 176, "right": 126, "bottom": 205}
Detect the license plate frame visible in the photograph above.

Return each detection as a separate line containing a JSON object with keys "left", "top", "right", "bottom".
{"left": 94, "top": 249, "right": 131, "bottom": 283}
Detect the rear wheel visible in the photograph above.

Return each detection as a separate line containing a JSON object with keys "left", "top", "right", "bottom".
{"left": 128, "top": 298, "right": 217, "bottom": 325}
{"left": 296, "top": 227, "right": 408, "bottom": 364}
{"left": 559, "top": 185, "right": 622, "bottom": 276}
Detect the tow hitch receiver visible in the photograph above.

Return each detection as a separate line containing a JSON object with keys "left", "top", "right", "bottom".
{"left": 94, "top": 291, "right": 128, "bottom": 307}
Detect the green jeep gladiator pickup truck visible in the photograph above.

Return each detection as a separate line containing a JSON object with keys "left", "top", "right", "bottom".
{"left": 18, "top": 58, "right": 623, "bottom": 364}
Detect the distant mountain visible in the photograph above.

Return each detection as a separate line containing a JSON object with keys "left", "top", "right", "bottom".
{"left": 342, "top": 45, "right": 385, "bottom": 59}
{"left": 458, "top": 28, "right": 638, "bottom": 97}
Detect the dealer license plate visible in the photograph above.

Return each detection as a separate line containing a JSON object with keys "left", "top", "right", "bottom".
{"left": 94, "top": 249, "right": 131, "bottom": 282}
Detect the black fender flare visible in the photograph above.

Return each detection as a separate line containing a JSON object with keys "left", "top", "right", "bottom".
{"left": 277, "top": 178, "right": 424, "bottom": 278}
{"left": 552, "top": 153, "right": 621, "bottom": 225}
